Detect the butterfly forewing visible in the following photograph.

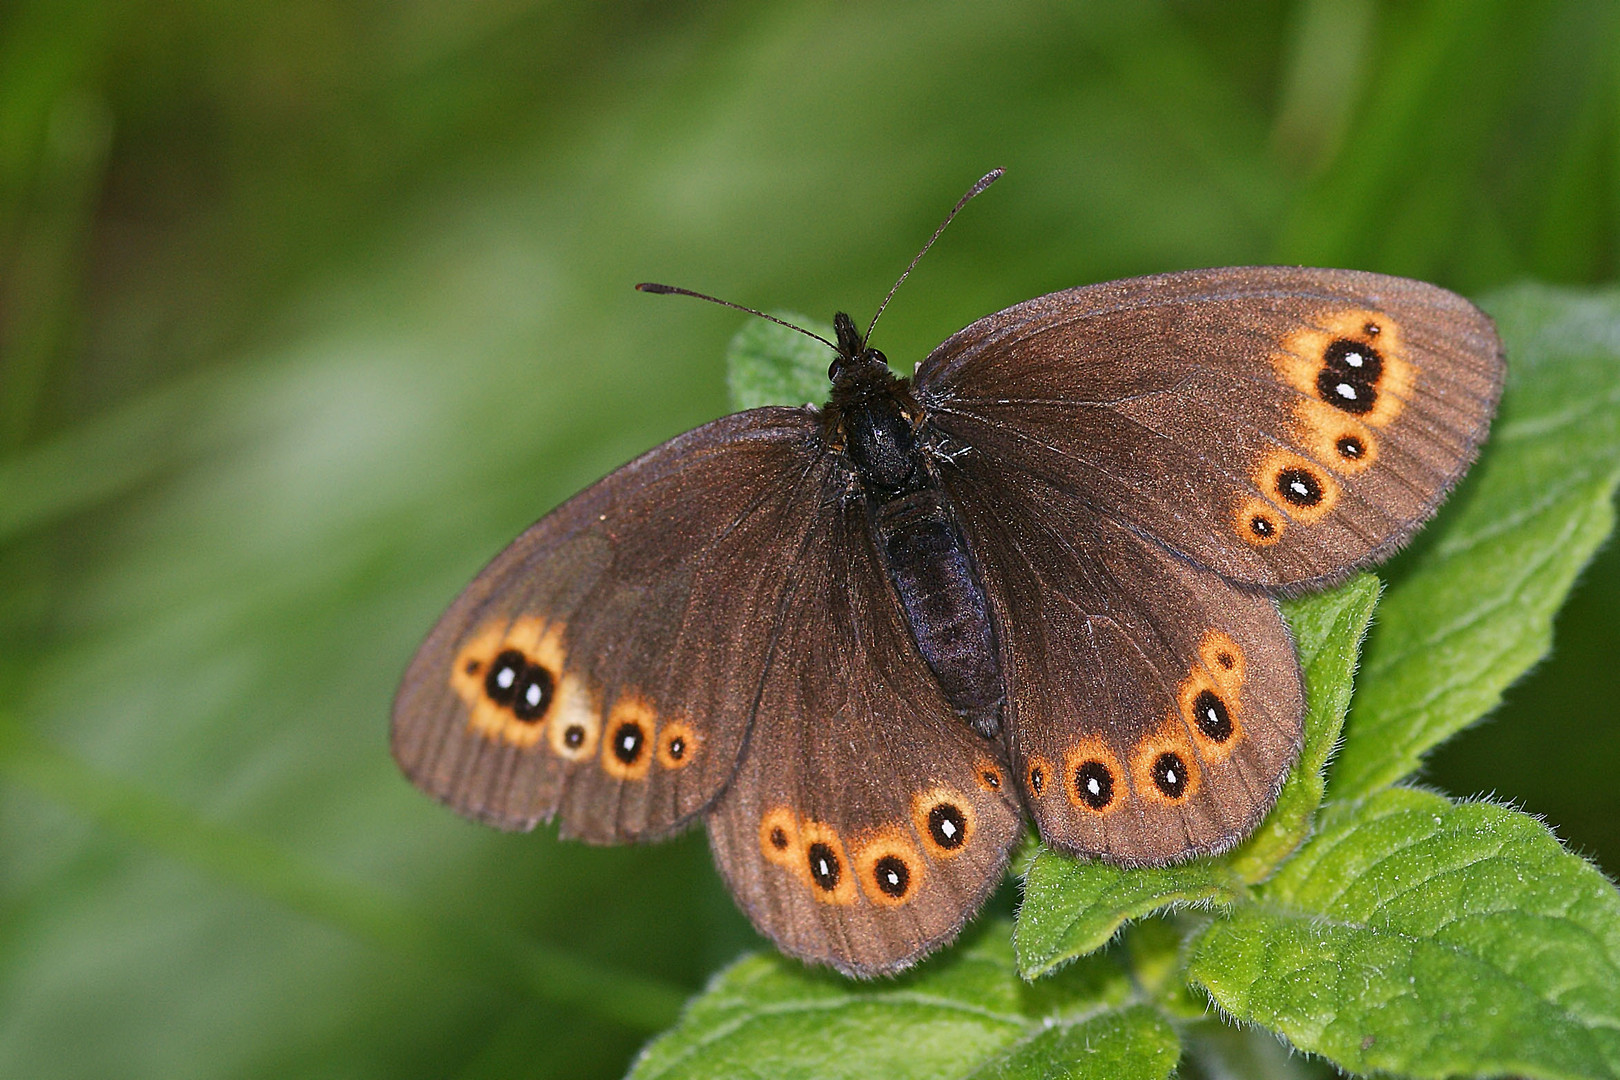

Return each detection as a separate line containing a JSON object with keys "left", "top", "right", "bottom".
{"left": 916, "top": 267, "right": 1505, "bottom": 589}
{"left": 704, "top": 480, "right": 1023, "bottom": 976}
{"left": 391, "top": 408, "right": 825, "bottom": 841}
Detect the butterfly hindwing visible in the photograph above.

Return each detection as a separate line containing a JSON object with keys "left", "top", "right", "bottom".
{"left": 391, "top": 408, "right": 826, "bottom": 841}
{"left": 944, "top": 459, "right": 1304, "bottom": 864}
{"left": 704, "top": 480, "right": 1024, "bottom": 976}
{"left": 917, "top": 267, "right": 1505, "bottom": 588}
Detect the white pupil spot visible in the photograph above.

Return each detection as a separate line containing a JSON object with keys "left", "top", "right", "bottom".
{"left": 1086, "top": 777, "right": 1102, "bottom": 795}
{"left": 1205, "top": 707, "right": 1219, "bottom": 724}
{"left": 1165, "top": 767, "right": 1179, "bottom": 784}
{"left": 1335, "top": 382, "right": 1358, "bottom": 400}
{"left": 620, "top": 732, "right": 636, "bottom": 750}
{"left": 884, "top": 868, "right": 900, "bottom": 885}
{"left": 496, "top": 666, "right": 517, "bottom": 689}
{"left": 940, "top": 819, "right": 959, "bottom": 840}
{"left": 816, "top": 856, "right": 832, "bottom": 877}
{"left": 1290, "top": 479, "right": 1310, "bottom": 497}
{"left": 1344, "top": 351, "right": 1364, "bottom": 367}
{"left": 525, "top": 683, "right": 542, "bottom": 707}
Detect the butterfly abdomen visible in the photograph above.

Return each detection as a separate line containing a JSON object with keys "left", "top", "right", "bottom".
{"left": 836, "top": 368, "right": 1004, "bottom": 739}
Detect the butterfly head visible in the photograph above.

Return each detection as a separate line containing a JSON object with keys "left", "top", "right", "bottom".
{"left": 829, "top": 311, "right": 891, "bottom": 385}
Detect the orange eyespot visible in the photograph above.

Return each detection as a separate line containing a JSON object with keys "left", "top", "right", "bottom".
{"left": 656, "top": 718, "right": 698, "bottom": 770}
{"left": 1234, "top": 497, "right": 1285, "bottom": 547}
{"left": 1198, "top": 630, "right": 1246, "bottom": 692}
{"left": 451, "top": 618, "right": 579, "bottom": 748}
{"left": 1253, "top": 449, "right": 1339, "bottom": 524}
{"left": 912, "top": 788, "right": 976, "bottom": 858}
{"left": 601, "top": 696, "right": 656, "bottom": 780}
{"left": 1061, "top": 738, "right": 1124, "bottom": 815}
{"left": 759, "top": 807, "right": 803, "bottom": 871}
{"left": 798, "top": 821, "right": 857, "bottom": 905}
{"left": 853, "top": 830, "right": 925, "bottom": 907}
{"left": 1292, "top": 399, "right": 1378, "bottom": 475}
{"left": 1274, "top": 308, "right": 1413, "bottom": 429}
{"left": 1132, "top": 727, "right": 1201, "bottom": 806}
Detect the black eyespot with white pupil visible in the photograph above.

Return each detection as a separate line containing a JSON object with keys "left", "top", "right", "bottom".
{"left": 1337, "top": 435, "right": 1366, "bottom": 460}
{"left": 927, "top": 803, "right": 968, "bottom": 850}
{"left": 1029, "top": 765, "right": 1046, "bottom": 794}
{"left": 1192, "top": 689, "right": 1234, "bottom": 743}
{"left": 666, "top": 735, "right": 685, "bottom": 760}
{"left": 511, "top": 666, "right": 554, "bottom": 721}
{"left": 612, "top": 721, "right": 645, "bottom": 764}
{"left": 807, "top": 842, "right": 841, "bottom": 891}
{"left": 874, "top": 855, "right": 910, "bottom": 898}
{"left": 1276, "top": 467, "right": 1324, "bottom": 508}
{"left": 1152, "top": 752, "right": 1188, "bottom": 798}
{"left": 769, "top": 826, "right": 789, "bottom": 850}
{"left": 563, "top": 724, "right": 585, "bottom": 748}
{"left": 1074, "top": 760, "right": 1114, "bottom": 810}
{"left": 1250, "top": 514, "right": 1276, "bottom": 538}
{"left": 484, "top": 650, "right": 526, "bottom": 706}
{"left": 1318, "top": 338, "right": 1383, "bottom": 416}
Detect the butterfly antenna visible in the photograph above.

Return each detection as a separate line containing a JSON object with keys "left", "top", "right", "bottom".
{"left": 863, "top": 167, "right": 1004, "bottom": 345}
{"left": 635, "top": 282, "right": 839, "bottom": 352}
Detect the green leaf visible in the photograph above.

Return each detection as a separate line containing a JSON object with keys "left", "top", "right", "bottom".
{"left": 1189, "top": 787, "right": 1620, "bottom": 1080}
{"left": 961, "top": 1005, "right": 1178, "bottom": 1080}
{"left": 725, "top": 314, "right": 837, "bottom": 411}
{"left": 1332, "top": 284, "right": 1620, "bottom": 799}
{"left": 1013, "top": 575, "right": 1380, "bottom": 978}
{"left": 629, "top": 922, "right": 1169, "bottom": 1080}
{"left": 1224, "top": 574, "right": 1381, "bottom": 881}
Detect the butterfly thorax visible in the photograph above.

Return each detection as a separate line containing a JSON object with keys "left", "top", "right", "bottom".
{"left": 824, "top": 312, "right": 1005, "bottom": 739}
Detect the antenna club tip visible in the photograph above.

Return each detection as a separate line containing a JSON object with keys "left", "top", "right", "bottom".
{"left": 635, "top": 282, "right": 673, "bottom": 293}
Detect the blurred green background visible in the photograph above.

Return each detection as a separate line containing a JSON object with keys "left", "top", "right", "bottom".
{"left": 2, "top": 1, "right": 1617, "bottom": 1077}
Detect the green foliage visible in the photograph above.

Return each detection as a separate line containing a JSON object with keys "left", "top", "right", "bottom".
{"left": 2, "top": 4, "right": 1619, "bottom": 1079}
{"left": 630, "top": 925, "right": 1177, "bottom": 1080}
{"left": 1190, "top": 790, "right": 1620, "bottom": 1080}
{"left": 725, "top": 315, "right": 837, "bottom": 411}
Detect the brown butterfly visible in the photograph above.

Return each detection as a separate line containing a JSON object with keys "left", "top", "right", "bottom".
{"left": 391, "top": 171, "right": 1504, "bottom": 976}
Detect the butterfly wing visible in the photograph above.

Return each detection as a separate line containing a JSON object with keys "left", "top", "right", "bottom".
{"left": 943, "top": 457, "right": 1303, "bottom": 864}
{"left": 704, "top": 475, "right": 1025, "bottom": 976}
{"left": 391, "top": 407, "right": 828, "bottom": 842}
{"left": 915, "top": 267, "right": 1505, "bottom": 588}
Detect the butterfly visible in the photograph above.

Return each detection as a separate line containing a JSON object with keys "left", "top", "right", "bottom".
{"left": 391, "top": 171, "right": 1505, "bottom": 976}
